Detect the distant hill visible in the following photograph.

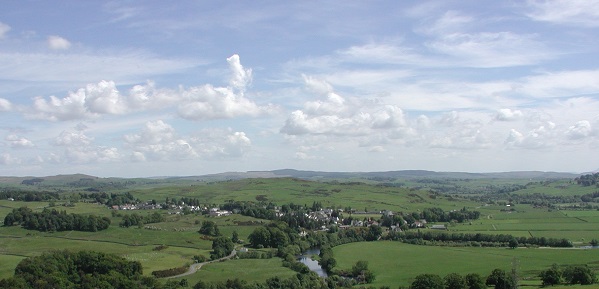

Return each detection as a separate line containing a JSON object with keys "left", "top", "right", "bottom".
{"left": 171, "top": 169, "right": 579, "bottom": 181}
{"left": 0, "top": 169, "right": 580, "bottom": 185}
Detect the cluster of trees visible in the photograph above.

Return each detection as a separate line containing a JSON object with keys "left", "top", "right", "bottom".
{"left": 345, "top": 261, "right": 375, "bottom": 284}
{"left": 78, "top": 192, "right": 138, "bottom": 206}
{"left": 0, "top": 188, "right": 58, "bottom": 202}
{"left": 192, "top": 274, "right": 332, "bottom": 289}
{"left": 3, "top": 207, "right": 110, "bottom": 232}
{"left": 408, "top": 265, "right": 597, "bottom": 289}
{"left": 409, "top": 207, "right": 481, "bottom": 223}
{"left": 211, "top": 236, "right": 234, "bottom": 259}
{"left": 165, "top": 196, "right": 201, "bottom": 207}
{"left": 385, "top": 230, "right": 573, "bottom": 248}
{"left": 319, "top": 246, "right": 337, "bottom": 274}
{"left": 119, "top": 212, "right": 165, "bottom": 227}
{"left": 199, "top": 220, "right": 221, "bottom": 236}
{"left": 151, "top": 266, "right": 187, "bottom": 278}
{"left": 539, "top": 264, "right": 597, "bottom": 286}
{"left": 247, "top": 223, "right": 292, "bottom": 248}
{"left": 236, "top": 250, "right": 274, "bottom": 260}
{"left": 576, "top": 173, "right": 599, "bottom": 187}
{"left": 0, "top": 250, "right": 161, "bottom": 289}
{"left": 409, "top": 272, "right": 486, "bottom": 289}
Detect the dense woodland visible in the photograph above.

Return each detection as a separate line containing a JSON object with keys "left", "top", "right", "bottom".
{"left": 3, "top": 207, "right": 110, "bottom": 232}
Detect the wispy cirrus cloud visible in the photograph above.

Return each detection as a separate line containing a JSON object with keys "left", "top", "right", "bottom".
{"left": 0, "top": 50, "right": 199, "bottom": 85}
{"left": 526, "top": 0, "right": 599, "bottom": 27}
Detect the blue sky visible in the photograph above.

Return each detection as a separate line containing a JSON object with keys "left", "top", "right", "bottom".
{"left": 1, "top": 1, "right": 598, "bottom": 177}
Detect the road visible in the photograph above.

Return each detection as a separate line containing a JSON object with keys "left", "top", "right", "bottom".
{"left": 166, "top": 249, "right": 237, "bottom": 279}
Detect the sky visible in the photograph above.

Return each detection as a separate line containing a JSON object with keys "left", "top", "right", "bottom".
{"left": 0, "top": 1, "right": 598, "bottom": 177}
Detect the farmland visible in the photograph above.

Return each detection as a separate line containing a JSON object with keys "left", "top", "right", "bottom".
{"left": 1, "top": 170, "right": 599, "bottom": 288}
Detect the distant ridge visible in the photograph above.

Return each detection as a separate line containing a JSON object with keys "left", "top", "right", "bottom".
{"left": 263, "top": 169, "right": 577, "bottom": 180}
{"left": 0, "top": 169, "right": 580, "bottom": 184}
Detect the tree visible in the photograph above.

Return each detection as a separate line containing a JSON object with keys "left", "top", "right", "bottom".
{"left": 486, "top": 268, "right": 516, "bottom": 289}
{"left": 563, "top": 265, "right": 596, "bottom": 285}
{"left": 366, "top": 225, "right": 383, "bottom": 241}
{"left": 232, "top": 230, "right": 239, "bottom": 243}
{"left": 539, "top": 264, "right": 562, "bottom": 286}
{"left": 198, "top": 220, "right": 220, "bottom": 237}
{"left": 248, "top": 226, "right": 271, "bottom": 248}
{"left": 508, "top": 238, "right": 518, "bottom": 249}
{"left": 351, "top": 260, "right": 375, "bottom": 283}
{"left": 590, "top": 239, "right": 598, "bottom": 246}
{"left": 7, "top": 250, "right": 147, "bottom": 289}
{"left": 211, "top": 236, "right": 234, "bottom": 259}
{"left": 269, "top": 227, "right": 290, "bottom": 248}
{"left": 410, "top": 274, "right": 444, "bottom": 289}
{"left": 444, "top": 273, "right": 467, "bottom": 289}
{"left": 465, "top": 273, "right": 486, "bottom": 289}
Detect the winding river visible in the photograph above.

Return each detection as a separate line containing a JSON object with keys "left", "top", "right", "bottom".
{"left": 297, "top": 248, "right": 328, "bottom": 277}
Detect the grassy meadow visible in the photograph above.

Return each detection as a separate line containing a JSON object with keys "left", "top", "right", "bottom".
{"left": 333, "top": 241, "right": 599, "bottom": 288}
{"left": 1, "top": 175, "right": 599, "bottom": 287}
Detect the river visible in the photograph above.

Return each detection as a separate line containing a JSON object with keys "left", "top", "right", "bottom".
{"left": 297, "top": 248, "right": 328, "bottom": 277}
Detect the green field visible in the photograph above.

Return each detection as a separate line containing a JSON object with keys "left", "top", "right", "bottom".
{"left": 333, "top": 241, "right": 599, "bottom": 288}
{"left": 170, "top": 258, "right": 297, "bottom": 285}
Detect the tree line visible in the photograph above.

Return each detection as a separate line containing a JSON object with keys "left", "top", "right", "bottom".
{"left": 384, "top": 230, "right": 573, "bottom": 247}
{"left": 119, "top": 211, "right": 165, "bottom": 227}
{"left": 576, "top": 172, "right": 599, "bottom": 187}
{"left": 3, "top": 207, "right": 110, "bottom": 232}
{"left": 0, "top": 188, "right": 59, "bottom": 202}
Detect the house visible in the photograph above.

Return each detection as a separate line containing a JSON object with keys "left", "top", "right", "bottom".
{"left": 390, "top": 225, "right": 402, "bottom": 232}
{"left": 431, "top": 224, "right": 447, "bottom": 230}
{"left": 412, "top": 221, "right": 426, "bottom": 228}
{"left": 382, "top": 210, "right": 394, "bottom": 217}
{"left": 209, "top": 208, "right": 231, "bottom": 217}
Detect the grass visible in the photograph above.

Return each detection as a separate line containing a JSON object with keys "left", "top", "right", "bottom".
{"left": 170, "top": 257, "right": 296, "bottom": 285}
{"left": 0, "top": 254, "right": 23, "bottom": 280}
{"left": 333, "top": 241, "right": 599, "bottom": 288}
{"left": 2, "top": 176, "right": 599, "bottom": 286}
{"left": 0, "top": 233, "right": 204, "bottom": 276}
{"left": 129, "top": 178, "right": 483, "bottom": 213}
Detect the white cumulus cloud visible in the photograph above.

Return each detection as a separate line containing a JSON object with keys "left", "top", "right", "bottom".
{"left": 227, "top": 54, "right": 252, "bottom": 91}
{"left": 5, "top": 135, "right": 34, "bottom": 148}
{"left": 281, "top": 79, "right": 410, "bottom": 137}
{"left": 21, "top": 55, "right": 274, "bottom": 122}
{"left": 47, "top": 35, "right": 72, "bottom": 50}
{"left": 495, "top": 108, "right": 523, "bottom": 121}
{"left": 0, "top": 22, "right": 10, "bottom": 39}
{"left": 28, "top": 81, "right": 127, "bottom": 121}
{"left": 124, "top": 120, "right": 197, "bottom": 161}
{"left": 0, "top": 98, "right": 12, "bottom": 111}
{"left": 566, "top": 120, "right": 593, "bottom": 140}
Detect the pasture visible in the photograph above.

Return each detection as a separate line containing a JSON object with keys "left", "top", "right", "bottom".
{"left": 170, "top": 258, "right": 297, "bottom": 285}
{"left": 333, "top": 241, "right": 599, "bottom": 288}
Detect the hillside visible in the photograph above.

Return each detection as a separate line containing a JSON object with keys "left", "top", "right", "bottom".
{"left": 0, "top": 169, "right": 579, "bottom": 185}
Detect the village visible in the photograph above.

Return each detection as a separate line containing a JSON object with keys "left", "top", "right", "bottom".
{"left": 109, "top": 199, "right": 450, "bottom": 232}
